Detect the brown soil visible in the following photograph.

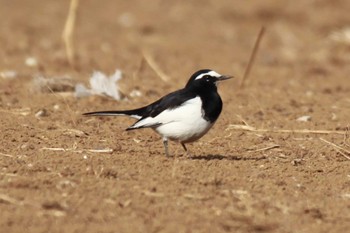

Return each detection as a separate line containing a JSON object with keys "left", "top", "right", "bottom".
{"left": 1, "top": 0, "right": 350, "bottom": 232}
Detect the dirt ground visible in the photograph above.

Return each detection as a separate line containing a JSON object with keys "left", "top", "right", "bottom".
{"left": 1, "top": 0, "right": 350, "bottom": 232}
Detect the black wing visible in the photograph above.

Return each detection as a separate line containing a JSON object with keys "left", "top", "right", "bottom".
{"left": 83, "top": 88, "right": 197, "bottom": 122}
{"left": 142, "top": 88, "right": 197, "bottom": 118}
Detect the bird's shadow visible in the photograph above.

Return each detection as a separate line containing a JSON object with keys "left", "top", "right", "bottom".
{"left": 189, "top": 154, "right": 268, "bottom": 161}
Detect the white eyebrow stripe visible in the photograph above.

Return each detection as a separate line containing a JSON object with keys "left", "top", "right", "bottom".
{"left": 195, "top": 71, "right": 221, "bottom": 80}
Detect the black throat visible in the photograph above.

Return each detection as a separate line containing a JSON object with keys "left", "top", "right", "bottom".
{"left": 192, "top": 85, "right": 223, "bottom": 123}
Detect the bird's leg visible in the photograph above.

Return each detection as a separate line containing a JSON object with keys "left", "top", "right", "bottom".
{"left": 181, "top": 143, "right": 193, "bottom": 158}
{"left": 163, "top": 138, "right": 170, "bottom": 157}
{"left": 181, "top": 143, "right": 187, "bottom": 152}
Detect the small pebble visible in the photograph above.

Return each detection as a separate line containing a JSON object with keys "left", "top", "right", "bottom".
{"left": 35, "top": 109, "right": 48, "bottom": 118}
{"left": 130, "top": 89, "right": 142, "bottom": 97}
{"left": 296, "top": 115, "right": 311, "bottom": 122}
{"left": 291, "top": 159, "right": 303, "bottom": 166}
{"left": 25, "top": 57, "right": 38, "bottom": 67}
{"left": 53, "top": 104, "right": 60, "bottom": 111}
{"left": 118, "top": 12, "right": 134, "bottom": 27}
{"left": 0, "top": 70, "right": 17, "bottom": 79}
{"left": 331, "top": 113, "right": 337, "bottom": 121}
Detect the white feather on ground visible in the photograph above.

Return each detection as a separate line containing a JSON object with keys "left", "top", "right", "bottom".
{"left": 75, "top": 69, "right": 123, "bottom": 100}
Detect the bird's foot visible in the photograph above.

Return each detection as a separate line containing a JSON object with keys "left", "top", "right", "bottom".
{"left": 181, "top": 143, "right": 195, "bottom": 158}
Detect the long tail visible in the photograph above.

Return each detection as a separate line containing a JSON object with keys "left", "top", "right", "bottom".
{"left": 83, "top": 108, "right": 146, "bottom": 120}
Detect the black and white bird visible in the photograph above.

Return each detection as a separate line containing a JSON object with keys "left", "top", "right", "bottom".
{"left": 83, "top": 69, "right": 232, "bottom": 156}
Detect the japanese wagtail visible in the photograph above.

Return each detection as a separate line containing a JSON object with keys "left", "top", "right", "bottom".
{"left": 83, "top": 69, "right": 232, "bottom": 156}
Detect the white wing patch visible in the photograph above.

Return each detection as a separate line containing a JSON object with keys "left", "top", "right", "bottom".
{"left": 195, "top": 70, "right": 221, "bottom": 80}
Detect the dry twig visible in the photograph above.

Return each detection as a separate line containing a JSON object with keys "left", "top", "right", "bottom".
{"left": 248, "top": 145, "right": 280, "bottom": 153}
{"left": 142, "top": 190, "right": 165, "bottom": 197}
{"left": 0, "top": 152, "right": 14, "bottom": 158}
{"left": 319, "top": 138, "right": 350, "bottom": 160}
{"left": 236, "top": 114, "right": 250, "bottom": 126}
{"left": 0, "top": 108, "right": 31, "bottom": 116}
{"left": 240, "top": 26, "right": 265, "bottom": 88}
{"left": 183, "top": 194, "right": 209, "bottom": 200}
{"left": 142, "top": 49, "right": 170, "bottom": 82}
{"left": 40, "top": 147, "right": 113, "bottom": 153}
{"left": 62, "top": 0, "right": 79, "bottom": 66}
{"left": 343, "top": 126, "right": 350, "bottom": 147}
{"left": 0, "top": 173, "right": 18, "bottom": 177}
{"left": 60, "top": 128, "right": 88, "bottom": 137}
{"left": 227, "top": 124, "right": 347, "bottom": 135}
{"left": 133, "top": 56, "right": 146, "bottom": 79}
{"left": 0, "top": 194, "right": 23, "bottom": 206}
{"left": 86, "top": 148, "right": 114, "bottom": 153}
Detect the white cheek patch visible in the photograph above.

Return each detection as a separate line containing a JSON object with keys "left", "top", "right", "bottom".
{"left": 195, "top": 71, "right": 221, "bottom": 80}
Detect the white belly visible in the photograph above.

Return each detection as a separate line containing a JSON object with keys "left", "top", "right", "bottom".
{"left": 153, "top": 97, "right": 213, "bottom": 142}
{"left": 130, "top": 97, "right": 215, "bottom": 143}
{"left": 155, "top": 116, "right": 213, "bottom": 143}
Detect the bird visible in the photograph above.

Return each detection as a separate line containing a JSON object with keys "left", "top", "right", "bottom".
{"left": 83, "top": 69, "right": 232, "bottom": 157}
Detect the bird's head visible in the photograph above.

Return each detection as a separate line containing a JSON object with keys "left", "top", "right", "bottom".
{"left": 185, "top": 69, "right": 232, "bottom": 89}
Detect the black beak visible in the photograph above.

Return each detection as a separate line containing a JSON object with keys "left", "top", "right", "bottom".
{"left": 216, "top": 75, "right": 233, "bottom": 81}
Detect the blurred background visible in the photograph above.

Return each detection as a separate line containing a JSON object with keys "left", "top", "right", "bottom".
{"left": 1, "top": 0, "right": 350, "bottom": 81}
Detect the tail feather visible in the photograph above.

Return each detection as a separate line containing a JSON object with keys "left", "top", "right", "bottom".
{"left": 83, "top": 109, "right": 144, "bottom": 119}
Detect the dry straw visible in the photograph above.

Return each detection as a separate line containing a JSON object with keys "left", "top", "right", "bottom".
{"left": 227, "top": 124, "right": 350, "bottom": 160}
{"left": 240, "top": 26, "right": 265, "bottom": 88}
{"left": 320, "top": 138, "right": 350, "bottom": 160}
{"left": 142, "top": 49, "right": 171, "bottom": 82}
{"left": 227, "top": 124, "right": 347, "bottom": 135}
{"left": 62, "top": 0, "right": 79, "bottom": 66}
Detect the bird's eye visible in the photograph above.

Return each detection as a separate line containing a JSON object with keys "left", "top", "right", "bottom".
{"left": 204, "top": 75, "right": 210, "bottom": 81}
